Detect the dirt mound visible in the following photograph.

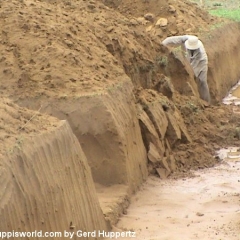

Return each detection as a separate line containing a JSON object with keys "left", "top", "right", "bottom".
{"left": 0, "top": 0, "right": 128, "bottom": 99}
{"left": 171, "top": 96, "right": 240, "bottom": 177}
{"left": 0, "top": 98, "right": 108, "bottom": 238}
{"left": 0, "top": 97, "right": 59, "bottom": 157}
{"left": 102, "top": 0, "right": 223, "bottom": 37}
{"left": 0, "top": 0, "right": 225, "bottom": 99}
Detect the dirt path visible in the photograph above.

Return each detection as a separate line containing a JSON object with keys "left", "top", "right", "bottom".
{"left": 112, "top": 148, "right": 240, "bottom": 240}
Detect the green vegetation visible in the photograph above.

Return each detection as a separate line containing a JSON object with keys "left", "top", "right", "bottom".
{"left": 190, "top": 0, "right": 240, "bottom": 21}
{"left": 209, "top": 9, "right": 240, "bottom": 21}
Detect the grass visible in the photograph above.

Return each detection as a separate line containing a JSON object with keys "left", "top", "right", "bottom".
{"left": 190, "top": 0, "right": 240, "bottom": 21}
{"left": 209, "top": 9, "right": 240, "bottom": 21}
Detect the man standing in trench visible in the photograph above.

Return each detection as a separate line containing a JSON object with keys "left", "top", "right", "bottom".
{"left": 161, "top": 35, "right": 211, "bottom": 104}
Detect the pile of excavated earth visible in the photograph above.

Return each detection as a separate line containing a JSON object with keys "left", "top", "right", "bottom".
{"left": 1, "top": 0, "right": 240, "bottom": 238}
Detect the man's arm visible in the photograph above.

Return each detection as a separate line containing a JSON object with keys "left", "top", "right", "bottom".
{"left": 162, "top": 35, "right": 189, "bottom": 47}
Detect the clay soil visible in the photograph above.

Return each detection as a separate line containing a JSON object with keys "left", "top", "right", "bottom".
{"left": 1, "top": 0, "right": 240, "bottom": 238}
{"left": 0, "top": 0, "right": 237, "bottom": 174}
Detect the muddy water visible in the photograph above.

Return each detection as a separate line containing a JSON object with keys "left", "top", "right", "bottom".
{"left": 108, "top": 148, "right": 240, "bottom": 240}
{"left": 223, "top": 80, "right": 240, "bottom": 105}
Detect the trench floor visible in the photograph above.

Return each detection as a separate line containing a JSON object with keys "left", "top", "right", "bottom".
{"left": 112, "top": 152, "right": 240, "bottom": 239}
{"left": 103, "top": 82, "right": 240, "bottom": 240}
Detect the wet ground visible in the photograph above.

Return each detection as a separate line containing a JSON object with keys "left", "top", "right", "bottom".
{"left": 223, "top": 80, "right": 240, "bottom": 105}
{"left": 114, "top": 149, "right": 240, "bottom": 239}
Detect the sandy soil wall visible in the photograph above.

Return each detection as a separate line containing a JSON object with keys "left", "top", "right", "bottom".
{"left": 157, "top": 22, "right": 240, "bottom": 104}
{"left": 203, "top": 22, "right": 240, "bottom": 102}
{"left": 163, "top": 50, "right": 199, "bottom": 98}
{"left": 19, "top": 80, "right": 148, "bottom": 193}
{"left": 1, "top": 120, "right": 108, "bottom": 239}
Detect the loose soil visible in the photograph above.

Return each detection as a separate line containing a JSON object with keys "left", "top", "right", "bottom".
{"left": 1, "top": 0, "right": 240, "bottom": 238}
{"left": 0, "top": 0, "right": 238, "bottom": 176}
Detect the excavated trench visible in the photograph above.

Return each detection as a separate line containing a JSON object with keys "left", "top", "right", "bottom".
{"left": 111, "top": 85, "right": 240, "bottom": 240}
{"left": 1, "top": 1, "right": 240, "bottom": 238}
{"left": 10, "top": 22, "right": 240, "bottom": 237}
{"left": 87, "top": 74, "right": 240, "bottom": 240}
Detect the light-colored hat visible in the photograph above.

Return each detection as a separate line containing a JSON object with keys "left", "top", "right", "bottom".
{"left": 185, "top": 36, "right": 200, "bottom": 50}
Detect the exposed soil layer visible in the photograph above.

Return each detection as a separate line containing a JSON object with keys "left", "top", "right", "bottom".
{"left": 0, "top": 98, "right": 108, "bottom": 239}
{"left": 1, "top": 0, "right": 239, "bottom": 178}
{"left": 1, "top": 0, "right": 240, "bottom": 236}
{"left": 0, "top": 98, "right": 59, "bottom": 158}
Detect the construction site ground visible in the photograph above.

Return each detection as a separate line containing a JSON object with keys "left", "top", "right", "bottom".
{"left": 1, "top": 0, "right": 240, "bottom": 239}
